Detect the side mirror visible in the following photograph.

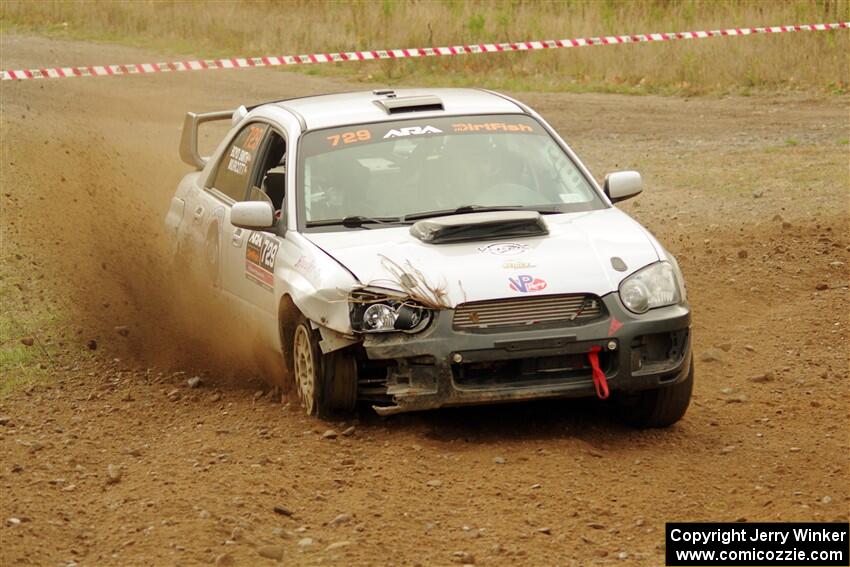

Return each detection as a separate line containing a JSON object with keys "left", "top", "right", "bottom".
{"left": 604, "top": 171, "right": 643, "bottom": 203}
{"left": 231, "top": 201, "right": 275, "bottom": 229}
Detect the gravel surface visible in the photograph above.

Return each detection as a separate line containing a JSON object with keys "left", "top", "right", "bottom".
{"left": 1, "top": 34, "right": 848, "bottom": 566}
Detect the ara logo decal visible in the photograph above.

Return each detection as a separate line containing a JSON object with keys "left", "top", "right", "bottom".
{"left": 383, "top": 125, "right": 443, "bottom": 138}
{"left": 508, "top": 274, "right": 547, "bottom": 293}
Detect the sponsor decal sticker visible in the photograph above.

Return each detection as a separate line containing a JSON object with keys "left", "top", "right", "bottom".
{"left": 502, "top": 260, "right": 534, "bottom": 270}
{"left": 245, "top": 231, "right": 278, "bottom": 290}
{"left": 508, "top": 274, "right": 547, "bottom": 293}
{"left": 383, "top": 125, "right": 442, "bottom": 138}
{"left": 478, "top": 242, "right": 529, "bottom": 256}
{"left": 452, "top": 122, "right": 534, "bottom": 133}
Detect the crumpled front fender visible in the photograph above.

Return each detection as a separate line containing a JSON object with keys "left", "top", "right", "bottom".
{"left": 275, "top": 231, "right": 358, "bottom": 339}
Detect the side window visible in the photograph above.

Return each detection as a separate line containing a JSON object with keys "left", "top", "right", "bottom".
{"left": 210, "top": 123, "right": 269, "bottom": 201}
{"left": 252, "top": 131, "right": 287, "bottom": 218}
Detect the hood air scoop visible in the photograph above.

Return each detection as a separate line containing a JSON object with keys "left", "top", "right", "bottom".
{"left": 410, "top": 211, "right": 549, "bottom": 244}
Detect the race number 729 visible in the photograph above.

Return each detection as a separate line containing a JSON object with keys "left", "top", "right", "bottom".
{"left": 260, "top": 239, "right": 279, "bottom": 271}
{"left": 326, "top": 129, "right": 371, "bottom": 147}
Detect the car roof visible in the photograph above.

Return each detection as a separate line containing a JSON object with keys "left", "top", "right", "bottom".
{"left": 271, "top": 88, "right": 525, "bottom": 130}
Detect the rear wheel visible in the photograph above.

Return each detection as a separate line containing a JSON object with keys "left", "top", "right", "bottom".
{"left": 286, "top": 313, "right": 357, "bottom": 418}
{"left": 615, "top": 358, "right": 693, "bottom": 428}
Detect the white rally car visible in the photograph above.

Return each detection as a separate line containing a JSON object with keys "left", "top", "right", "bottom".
{"left": 166, "top": 88, "right": 693, "bottom": 427}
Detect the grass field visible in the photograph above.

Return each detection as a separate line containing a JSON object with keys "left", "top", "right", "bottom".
{"left": 1, "top": 0, "right": 848, "bottom": 95}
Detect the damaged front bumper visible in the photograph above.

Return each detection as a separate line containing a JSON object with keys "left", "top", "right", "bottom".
{"left": 360, "top": 293, "right": 691, "bottom": 415}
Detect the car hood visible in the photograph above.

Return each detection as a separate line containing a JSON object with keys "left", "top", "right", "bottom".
{"left": 304, "top": 208, "right": 659, "bottom": 307}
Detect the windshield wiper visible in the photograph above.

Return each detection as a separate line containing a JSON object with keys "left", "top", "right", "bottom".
{"left": 405, "top": 205, "right": 559, "bottom": 222}
{"left": 306, "top": 215, "right": 406, "bottom": 229}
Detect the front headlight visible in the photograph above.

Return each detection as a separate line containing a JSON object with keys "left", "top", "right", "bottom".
{"left": 350, "top": 291, "right": 432, "bottom": 333}
{"left": 619, "top": 261, "right": 683, "bottom": 314}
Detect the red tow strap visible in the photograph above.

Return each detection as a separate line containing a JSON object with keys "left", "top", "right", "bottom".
{"left": 588, "top": 346, "right": 609, "bottom": 400}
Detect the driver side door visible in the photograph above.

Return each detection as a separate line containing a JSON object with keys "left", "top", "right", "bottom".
{"left": 205, "top": 122, "right": 269, "bottom": 303}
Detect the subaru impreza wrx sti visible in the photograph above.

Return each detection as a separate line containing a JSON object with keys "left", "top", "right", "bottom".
{"left": 166, "top": 88, "right": 693, "bottom": 427}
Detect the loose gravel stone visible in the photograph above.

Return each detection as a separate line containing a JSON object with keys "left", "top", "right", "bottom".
{"left": 750, "top": 372, "right": 774, "bottom": 383}
{"left": 700, "top": 348, "right": 723, "bottom": 363}
{"left": 326, "top": 541, "right": 352, "bottom": 551}
{"left": 451, "top": 551, "right": 475, "bottom": 564}
{"left": 273, "top": 505, "right": 294, "bottom": 517}
{"left": 257, "top": 545, "right": 284, "bottom": 560}
{"left": 106, "top": 464, "right": 122, "bottom": 484}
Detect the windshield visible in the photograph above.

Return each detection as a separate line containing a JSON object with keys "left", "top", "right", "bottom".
{"left": 298, "top": 114, "right": 603, "bottom": 229}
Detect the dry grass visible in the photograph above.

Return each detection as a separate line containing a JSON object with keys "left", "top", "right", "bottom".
{"left": 1, "top": 0, "right": 848, "bottom": 94}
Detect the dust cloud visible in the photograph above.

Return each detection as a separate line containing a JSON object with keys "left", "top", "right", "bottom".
{"left": 4, "top": 93, "right": 279, "bottom": 384}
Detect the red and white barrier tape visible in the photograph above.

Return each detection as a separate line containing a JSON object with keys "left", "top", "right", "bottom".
{"left": 3, "top": 22, "right": 847, "bottom": 81}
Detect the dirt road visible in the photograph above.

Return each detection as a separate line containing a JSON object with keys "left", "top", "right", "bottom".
{"left": 1, "top": 35, "right": 848, "bottom": 567}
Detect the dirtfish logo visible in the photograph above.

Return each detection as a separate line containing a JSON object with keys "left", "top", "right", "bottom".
{"left": 508, "top": 275, "right": 547, "bottom": 293}
{"left": 383, "top": 126, "right": 443, "bottom": 138}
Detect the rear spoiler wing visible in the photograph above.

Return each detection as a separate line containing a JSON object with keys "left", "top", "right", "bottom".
{"left": 179, "top": 106, "right": 248, "bottom": 170}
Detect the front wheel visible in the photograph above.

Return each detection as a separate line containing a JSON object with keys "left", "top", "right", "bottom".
{"left": 614, "top": 358, "right": 694, "bottom": 428}
{"left": 287, "top": 314, "right": 357, "bottom": 418}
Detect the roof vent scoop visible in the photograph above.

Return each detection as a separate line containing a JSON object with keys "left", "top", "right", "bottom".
{"left": 410, "top": 211, "right": 548, "bottom": 245}
{"left": 374, "top": 94, "right": 444, "bottom": 115}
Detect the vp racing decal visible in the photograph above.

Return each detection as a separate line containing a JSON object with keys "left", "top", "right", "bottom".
{"left": 245, "top": 231, "right": 278, "bottom": 290}
{"left": 508, "top": 274, "right": 547, "bottom": 293}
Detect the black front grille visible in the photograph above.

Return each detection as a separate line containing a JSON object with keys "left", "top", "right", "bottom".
{"left": 453, "top": 294, "right": 605, "bottom": 332}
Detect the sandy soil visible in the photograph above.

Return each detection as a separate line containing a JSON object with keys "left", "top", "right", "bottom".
{"left": 1, "top": 35, "right": 848, "bottom": 567}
